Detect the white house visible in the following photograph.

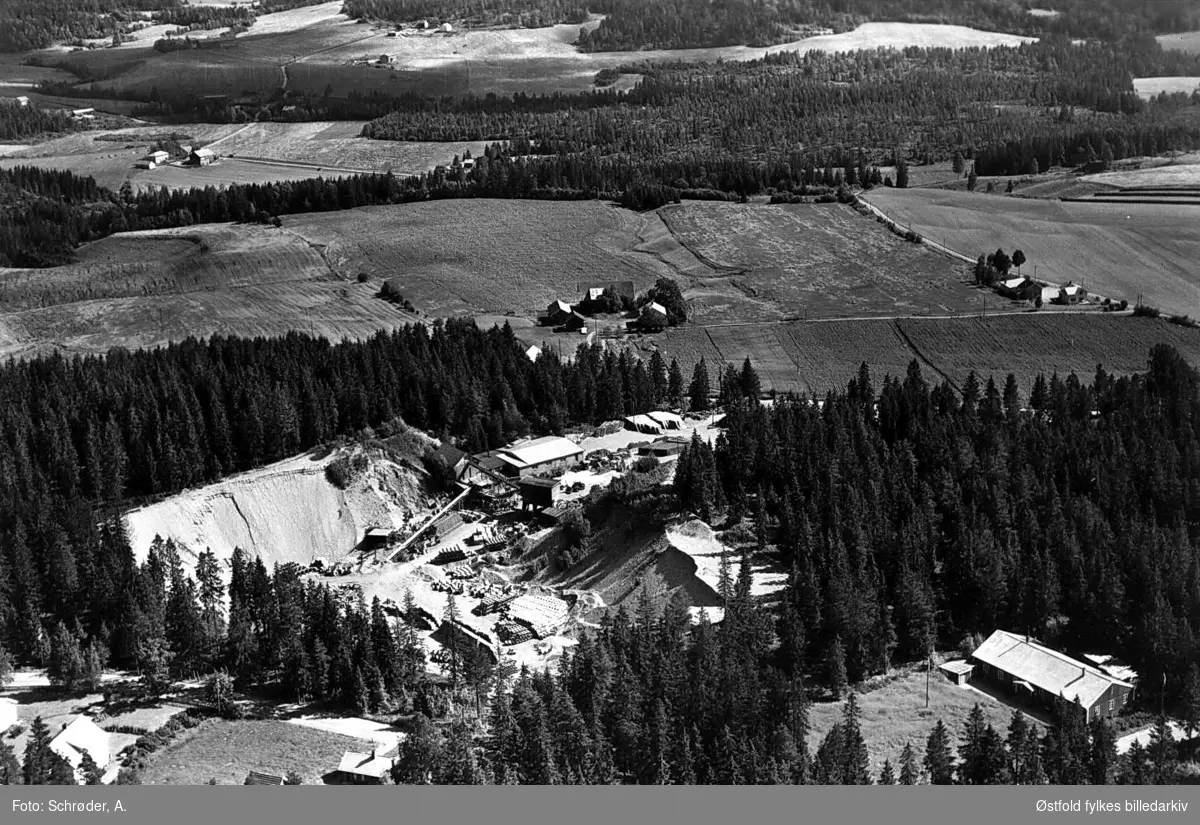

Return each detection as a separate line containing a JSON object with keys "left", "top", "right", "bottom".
{"left": 0, "top": 698, "right": 16, "bottom": 732}
{"left": 49, "top": 716, "right": 110, "bottom": 783}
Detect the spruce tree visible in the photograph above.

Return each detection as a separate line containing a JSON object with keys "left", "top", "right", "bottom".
{"left": 688, "top": 359, "right": 711, "bottom": 413}
{"left": 48, "top": 753, "right": 77, "bottom": 785}
{"left": 899, "top": 741, "right": 920, "bottom": 785}
{"left": 1087, "top": 717, "right": 1116, "bottom": 786}
{"left": 0, "top": 738, "right": 20, "bottom": 785}
{"left": 924, "top": 720, "right": 955, "bottom": 785}
{"left": 79, "top": 749, "right": 103, "bottom": 785}
{"left": 22, "top": 717, "right": 53, "bottom": 785}
{"left": 878, "top": 758, "right": 895, "bottom": 785}
{"left": 667, "top": 359, "right": 685, "bottom": 409}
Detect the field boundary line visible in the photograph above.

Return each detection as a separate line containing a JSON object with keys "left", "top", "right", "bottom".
{"left": 856, "top": 196, "right": 977, "bottom": 265}
{"left": 891, "top": 318, "right": 961, "bottom": 393}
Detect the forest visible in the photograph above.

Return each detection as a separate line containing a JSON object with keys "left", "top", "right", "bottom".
{"left": 0, "top": 101, "right": 76, "bottom": 141}
{"left": 361, "top": 38, "right": 1200, "bottom": 168}
{"left": 342, "top": 0, "right": 1200, "bottom": 51}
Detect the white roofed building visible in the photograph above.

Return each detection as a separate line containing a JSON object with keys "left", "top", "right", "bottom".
{"left": 49, "top": 716, "right": 110, "bottom": 783}
{"left": 495, "top": 435, "right": 583, "bottom": 478}
{"left": 970, "top": 630, "right": 1134, "bottom": 722}
{"left": 337, "top": 745, "right": 397, "bottom": 784}
{"left": 0, "top": 697, "right": 16, "bottom": 732}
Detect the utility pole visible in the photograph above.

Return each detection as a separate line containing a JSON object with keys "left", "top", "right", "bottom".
{"left": 926, "top": 646, "right": 932, "bottom": 709}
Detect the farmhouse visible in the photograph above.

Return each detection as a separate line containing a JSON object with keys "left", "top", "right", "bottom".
{"left": 970, "top": 630, "right": 1134, "bottom": 722}
{"left": 518, "top": 475, "right": 558, "bottom": 510}
{"left": 0, "top": 697, "right": 16, "bottom": 732}
{"left": 582, "top": 280, "right": 636, "bottom": 305}
{"left": 1038, "top": 286, "right": 1061, "bottom": 305}
{"left": 544, "top": 300, "right": 573, "bottom": 326}
{"left": 337, "top": 746, "right": 397, "bottom": 784}
{"left": 49, "top": 716, "right": 110, "bottom": 783}
{"left": 188, "top": 148, "right": 217, "bottom": 166}
{"left": 997, "top": 276, "right": 1035, "bottom": 300}
{"left": 147, "top": 150, "right": 169, "bottom": 165}
{"left": 1057, "top": 282, "right": 1087, "bottom": 304}
{"left": 494, "top": 436, "right": 583, "bottom": 478}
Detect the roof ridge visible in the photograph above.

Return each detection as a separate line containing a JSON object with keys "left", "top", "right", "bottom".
{"left": 994, "top": 630, "right": 1130, "bottom": 687}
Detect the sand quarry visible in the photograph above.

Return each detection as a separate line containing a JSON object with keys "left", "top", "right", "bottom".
{"left": 124, "top": 444, "right": 433, "bottom": 570}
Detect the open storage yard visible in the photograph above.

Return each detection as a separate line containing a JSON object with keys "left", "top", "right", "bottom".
{"left": 659, "top": 202, "right": 975, "bottom": 323}
{"left": 863, "top": 188, "right": 1200, "bottom": 317}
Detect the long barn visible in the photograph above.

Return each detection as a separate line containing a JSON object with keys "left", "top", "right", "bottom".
{"left": 970, "top": 630, "right": 1134, "bottom": 723}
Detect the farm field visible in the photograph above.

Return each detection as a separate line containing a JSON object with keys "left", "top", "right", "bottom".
{"left": 897, "top": 314, "right": 1200, "bottom": 392}
{"left": 286, "top": 199, "right": 680, "bottom": 317}
{"left": 0, "top": 223, "right": 416, "bottom": 359}
{"left": 807, "top": 670, "right": 1028, "bottom": 777}
{"left": 658, "top": 202, "right": 976, "bottom": 323}
{"left": 863, "top": 187, "right": 1200, "bottom": 316}
{"left": 652, "top": 314, "right": 1200, "bottom": 396}
{"left": 53, "top": 18, "right": 1039, "bottom": 102}
{"left": 139, "top": 718, "right": 375, "bottom": 785}
{"left": 1080, "top": 152, "right": 1200, "bottom": 188}
{"left": 0, "top": 122, "right": 482, "bottom": 192}
{"left": 1133, "top": 76, "right": 1200, "bottom": 99}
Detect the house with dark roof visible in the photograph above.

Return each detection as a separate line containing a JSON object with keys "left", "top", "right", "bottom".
{"left": 544, "top": 299, "right": 573, "bottom": 326}
{"left": 581, "top": 280, "right": 635, "bottom": 303}
{"left": 430, "top": 442, "right": 468, "bottom": 479}
{"left": 519, "top": 475, "right": 558, "bottom": 510}
{"left": 337, "top": 746, "right": 397, "bottom": 784}
{"left": 970, "top": 630, "right": 1134, "bottom": 722}
{"left": 244, "top": 771, "right": 286, "bottom": 785}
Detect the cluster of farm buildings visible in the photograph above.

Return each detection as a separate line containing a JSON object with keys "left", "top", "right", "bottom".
{"left": 995, "top": 276, "right": 1092, "bottom": 306}
{"left": 539, "top": 280, "right": 667, "bottom": 333}
{"left": 133, "top": 146, "right": 216, "bottom": 170}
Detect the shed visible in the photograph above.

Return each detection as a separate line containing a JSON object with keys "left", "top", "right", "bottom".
{"left": 361, "top": 527, "right": 392, "bottom": 551}
{"left": 563, "top": 310, "right": 589, "bottom": 332}
{"left": 15, "top": 96, "right": 29, "bottom": 106}
{"left": 508, "top": 591, "right": 570, "bottom": 638}
{"left": 147, "top": 150, "right": 169, "bottom": 164}
{"left": 519, "top": 475, "right": 558, "bottom": 510}
{"left": 637, "top": 437, "right": 688, "bottom": 458}
{"left": 50, "top": 717, "right": 110, "bottom": 783}
{"left": 430, "top": 442, "right": 468, "bottom": 478}
{"left": 337, "top": 746, "right": 396, "bottom": 784}
{"left": 582, "top": 280, "right": 635, "bottom": 303}
{"left": 525, "top": 345, "right": 542, "bottom": 362}
{"left": 439, "top": 22, "right": 453, "bottom": 33}
{"left": 938, "top": 659, "right": 975, "bottom": 686}
{"left": 244, "top": 771, "right": 286, "bottom": 785}
{"left": 71, "top": 108, "right": 94, "bottom": 117}
{"left": 645, "top": 301, "right": 668, "bottom": 319}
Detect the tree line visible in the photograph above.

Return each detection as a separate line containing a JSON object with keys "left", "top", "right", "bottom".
{"left": 669, "top": 346, "right": 1200, "bottom": 716}
{"left": 0, "top": 101, "right": 76, "bottom": 141}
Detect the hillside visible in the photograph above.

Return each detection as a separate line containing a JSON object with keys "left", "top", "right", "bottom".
{"left": 124, "top": 440, "right": 435, "bottom": 572}
{"left": 0, "top": 222, "right": 417, "bottom": 359}
{"left": 863, "top": 188, "right": 1200, "bottom": 316}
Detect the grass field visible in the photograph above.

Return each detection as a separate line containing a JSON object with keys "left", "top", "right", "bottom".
{"left": 140, "top": 718, "right": 374, "bottom": 785}
{"left": 862, "top": 188, "right": 1200, "bottom": 316}
{"left": 1159, "top": 31, "right": 1200, "bottom": 54}
{"left": 287, "top": 199, "right": 678, "bottom": 317}
{"left": 0, "top": 223, "right": 417, "bottom": 358}
{"left": 808, "top": 670, "right": 1026, "bottom": 776}
{"left": 1080, "top": 153, "right": 1200, "bottom": 189}
{"left": 0, "top": 122, "right": 482, "bottom": 192}
{"left": 659, "top": 202, "right": 976, "bottom": 323}
{"left": 1134, "top": 76, "right": 1200, "bottom": 99}
{"left": 652, "top": 314, "right": 1200, "bottom": 395}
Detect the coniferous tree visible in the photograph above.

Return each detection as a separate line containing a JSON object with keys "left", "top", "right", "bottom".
{"left": 689, "top": 359, "right": 711, "bottom": 413}
{"left": 924, "top": 720, "right": 955, "bottom": 785}
{"left": 878, "top": 758, "right": 895, "bottom": 785}
{"left": 22, "top": 717, "right": 53, "bottom": 785}
{"left": 0, "top": 738, "right": 20, "bottom": 785}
